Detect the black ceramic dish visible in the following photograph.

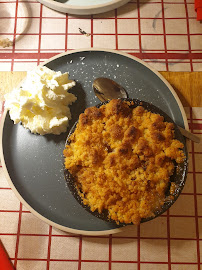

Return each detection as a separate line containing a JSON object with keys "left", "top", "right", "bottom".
{"left": 64, "top": 98, "right": 188, "bottom": 225}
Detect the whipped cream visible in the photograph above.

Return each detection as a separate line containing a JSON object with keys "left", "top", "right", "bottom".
{"left": 5, "top": 66, "right": 77, "bottom": 135}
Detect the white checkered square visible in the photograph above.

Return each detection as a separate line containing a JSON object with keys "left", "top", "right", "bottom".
{"left": 93, "top": 19, "right": 115, "bottom": 34}
{"left": 141, "top": 35, "right": 165, "bottom": 50}
{"left": 118, "top": 19, "right": 138, "bottom": 34}
{"left": 165, "top": 19, "right": 187, "bottom": 34}
{"left": 16, "top": 18, "right": 40, "bottom": 34}
{"left": 17, "top": 260, "right": 47, "bottom": 270}
{"left": 140, "top": 216, "right": 167, "bottom": 237}
{"left": 0, "top": 3, "right": 16, "bottom": 17}
{"left": 50, "top": 261, "right": 78, "bottom": 270}
{"left": 141, "top": 19, "right": 163, "bottom": 34}
{"left": 112, "top": 263, "right": 137, "bottom": 270}
{"left": 82, "top": 238, "right": 109, "bottom": 260}
{"left": 189, "top": 19, "right": 202, "bottom": 34}
{"left": 0, "top": 61, "right": 11, "bottom": 71}
{"left": 18, "top": 236, "right": 49, "bottom": 259}
{"left": 140, "top": 3, "right": 162, "bottom": 18}
{"left": 112, "top": 238, "right": 137, "bottom": 261}
{"left": 15, "top": 35, "right": 39, "bottom": 51}
{"left": 50, "top": 236, "right": 79, "bottom": 259}
{"left": 170, "top": 217, "right": 196, "bottom": 238}
{"left": 0, "top": 190, "right": 20, "bottom": 210}
{"left": 0, "top": 18, "right": 15, "bottom": 34}
{"left": 118, "top": 35, "right": 139, "bottom": 50}
{"left": 41, "top": 35, "right": 65, "bottom": 50}
{"left": 68, "top": 19, "right": 91, "bottom": 34}
{"left": 169, "top": 194, "right": 195, "bottom": 216}
{"left": 41, "top": 18, "right": 66, "bottom": 34}
{"left": 168, "top": 62, "right": 191, "bottom": 71}
{"left": 193, "top": 63, "right": 202, "bottom": 71}
{"left": 18, "top": 2, "right": 41, "bottom": 17}
{"left": 141, "top": 264, "right": 169, "bottom": 270}
{"left": 20, "top": 212, "right": 49, "bottom": 235}
{"left": 140, "top": 239, "right": 168, "bottom": 262}
{"left": 81, "top": 262, "right": 108, "bottom": 270}
{"left": 172, "top": 265, "right": 199, "bottom": 270}
{"left": 68, "top": 35, "right": 91, "bottom": 49}
{"left": 164, "top": 4, "right": 186, "bottom": 18}
{"left": 170, "top": 240, "right": 198, "bottom": 262}
{"left": 94, "top": 35, "right": 116, "bottom": 49}
{"left": 190, "top": 36, "right": 202, "bottom": 51}
{"left": 0, "top": 212, "right": 19, "bottom": 234}
{"left": 192, "top": 107, "right": 202, "bottom": 120}
{"left": 13, "top": 61, "right": 38, "bottom": 71}
{"left": 166, "top": 35, "right": 189, "bottom": 51}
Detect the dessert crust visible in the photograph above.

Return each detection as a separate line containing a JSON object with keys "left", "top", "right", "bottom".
{"left": 64, "top": 99, "right": 185, "bottom": 225}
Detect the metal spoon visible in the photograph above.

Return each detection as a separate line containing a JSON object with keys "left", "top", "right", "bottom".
{"left": 93, "top": 77, "right": 200, "bottom": 144}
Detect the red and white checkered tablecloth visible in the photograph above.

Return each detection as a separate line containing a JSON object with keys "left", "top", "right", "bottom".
{"left": 0, "top": 0, "right": 201, "bottom": 72}
{"left": 0, "top": 0, "right": 202, "bottom": 269}
{"left": 0, "top": 104, "right": 202, "bottom": 270}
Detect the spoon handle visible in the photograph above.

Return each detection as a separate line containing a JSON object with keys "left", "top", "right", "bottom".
{"left": 178, "top": 126, "right": 200, "bottom": 143}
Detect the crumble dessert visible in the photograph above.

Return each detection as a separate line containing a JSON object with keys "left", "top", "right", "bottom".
{"left": 64, "top": 99, "right": 185, "bottom": 224}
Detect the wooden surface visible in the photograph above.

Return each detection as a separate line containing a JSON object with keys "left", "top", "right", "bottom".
{"left": 160, "top": 72, "right": 202, "bottom": 107}
{"left": 0, "top": 71, "right": 201, "bottom": 106}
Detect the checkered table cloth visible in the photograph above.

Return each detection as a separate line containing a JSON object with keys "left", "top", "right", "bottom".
{"left": 0, "top": 0, "right": 202, "bottom": 269}
{"left": 0, "top": 104, "right": 202, "bottom": 269}
{"left": 0, "top": 0, "right": 201, "bottom": 72}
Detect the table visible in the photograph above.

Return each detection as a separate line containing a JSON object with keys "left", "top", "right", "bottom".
{"left": 0, "top": 0, "right": 202, "bottom": 269}
{"left": 0, "top": 0, "right": 201, "bottom": 72}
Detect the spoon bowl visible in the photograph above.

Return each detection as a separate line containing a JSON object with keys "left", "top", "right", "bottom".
{"left": 93, "top": 77, "right": 128, "bottom": 102}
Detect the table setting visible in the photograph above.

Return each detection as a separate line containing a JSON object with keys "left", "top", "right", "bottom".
{"left": 0, "top": 0, "right": 201, "bottom": 269}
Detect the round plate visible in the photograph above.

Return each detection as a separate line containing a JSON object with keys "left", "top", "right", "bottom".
{"left": 0, "top": 48, "right": 188, "bottom": 235}
{"left": 36, "top": 0, "right": 130, "bottom": 15}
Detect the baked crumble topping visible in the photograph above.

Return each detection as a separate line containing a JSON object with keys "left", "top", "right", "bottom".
{"left": 64, "top": 99, "right": 185, "bottom": 224}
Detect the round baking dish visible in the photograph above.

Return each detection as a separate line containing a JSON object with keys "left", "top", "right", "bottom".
{"left": 64, "top": 98, "right": 188, "bottom": 226}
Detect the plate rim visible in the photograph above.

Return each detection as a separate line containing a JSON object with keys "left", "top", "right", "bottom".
{"left": 37, "top": 0, "right": 130, "bottom": 15}
{"left": 0, "top": 48, "right": 188, "bottom": 236}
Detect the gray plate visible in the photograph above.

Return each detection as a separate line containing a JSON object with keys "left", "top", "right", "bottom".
{"left": 1, "top": 49, "right": 188, "bottom": 234}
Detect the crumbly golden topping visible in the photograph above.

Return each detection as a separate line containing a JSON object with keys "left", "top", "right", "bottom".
{"left": 64, "top": 99, "right": 185, "bottom": 225}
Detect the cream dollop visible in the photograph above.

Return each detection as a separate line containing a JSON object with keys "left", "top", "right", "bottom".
{"left": 5, "top": 66, "right": 77, "bottom": 135}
